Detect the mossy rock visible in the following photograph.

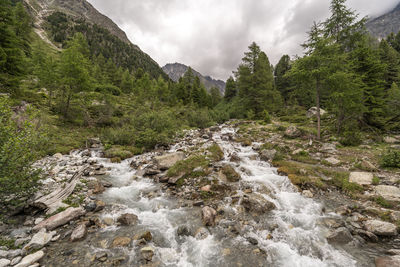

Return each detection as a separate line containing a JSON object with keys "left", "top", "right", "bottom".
{"left": 104, "top": 146, "right": 133, "bottom": 160}
{"left": 221, "top": 165, "right": 241, "bottom": 182}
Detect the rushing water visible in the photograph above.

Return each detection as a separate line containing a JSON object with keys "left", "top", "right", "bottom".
{"left": 41, "top": 124, "right": 379, "bottom": 266}
{"left": 84, "top": 125, "right": 366, "bottom": 267}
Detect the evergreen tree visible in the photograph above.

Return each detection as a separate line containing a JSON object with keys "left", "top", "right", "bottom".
{"left": 274, "top": 55, "right": 292, "bottom": 103}
{"left": 58, "top": 33, "right": 91, "bottom": 118}
{"left": 379, "top": 39, "right": 400, "bottom": 90}
{"left": 0, "top": 0, "right": 26, "bottom": 94}
{"left": 224, "top": 76, "right": 237, "bottom": 101}
{"left": 236, "top": 42, "right": 282, "bottom": 117}
{"left": 385, "top": 82, "right": 400, "bottom": 128}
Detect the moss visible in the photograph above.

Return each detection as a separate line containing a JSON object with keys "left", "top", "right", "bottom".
{"left": 221, "top": 165, "right": 241, "bottom": 182}
{"left": 110, "top": 157, "right": 122, "bottom": 163}
{"left": 372, "top": 176, "right": 380, "bottom": 185}
{"left": 373, "top": 196, "right": 393, "bottom": 208}
{"left": 0, "top": 237, "right": 18, "bottom": 250}
{"left": 167, "top": 155, "right": 209, "bottom": 178}
{"left": 45, "top": 206, "right": 67, "bottom": 218}
{"left": 104, "top": 146, "right": 133, "bottom": 160}
{"left": 292, "top": 152, "right": 319, "bottom": 164}
{"left": 208, "top": 143, "right": 224, "bottom": 161}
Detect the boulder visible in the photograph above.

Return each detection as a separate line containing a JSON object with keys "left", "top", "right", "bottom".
{"left": 306, "top": 107, "right": 327, "bottom": 118}
{"left": 360, "top": 160, "right": 377, "bottom": 171}
{"left": 153, "top": 152, "right": 185, "bottom": 170}
{"left": 284, "top": 126, "right": 301, "bottom": 138}
{"left": 0, "top": 259, "right": 11, "bottom": 267}
{"left": 33, "top": 207, "right": 85, "bottom": 231}
{"left": 384, "top": 137, "right": 399, "bottom": 144}
{"left": 364, "top": 220, "right": 397, "bottom": 236}
{"left": 259, "top": 149, "right": 277, "bottom": 162}
{"left": 23, "top": 229, "right": 55, "bottom": 252}
{"left": 117, "top": 213, "right": 138, "bottom": 226}
{"left": 375, "top": 185, "right": 400, "bottom": 201}
{"left": 320, "top": 143, "right": 337, "bottom": 154}
{"left": 302, "top": 190, "right": 313, "bottom": 198}
{"left": 14, "top": 251, "right": 44, "bottom": 267}
{"left": 376, "top": 256, "right": 400, "bottom": 267}
{"left": 220, "top": 165, "right": 241, "bottom": 182}
{"left": 202, "top": 206, "right": 217, "bottom": 226}
{"left": 133, "top": 231, "right": 152, "bottom": 242}
{"left": 325, "top": 157, "right": 340, "bottom": 166}
{"left": 229, "top": 153, "right": 241, "bottom": 163}
{"left": 111, "top": 237, "right": 131, "bottom": 248}
{"left": 326, "top": 227, "right": 353, "bottom": 244}
{"left": 140, "top": 247, "right": 154, "bottom": 261}
{"left": 70, "top": 224, "right": 87, "bottom": 242}
{"left": 241, "top": 194, "right": 276, "bottom": 216}
{"left": 88, "top": 179, "right": 105, "bottom": 194}
{"left": 177, "top": 225, "right": 190, "bottom": 236}
{"left": 349, "top": 172, "right": 373, "bottom": 185}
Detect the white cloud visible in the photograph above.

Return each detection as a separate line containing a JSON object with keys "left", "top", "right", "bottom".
{"left": 87, "top": 0, "right": 399, "bottom": 80}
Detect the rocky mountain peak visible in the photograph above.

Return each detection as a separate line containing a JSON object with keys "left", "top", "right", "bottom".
{"left": 162, "top": 63, "right": 225, "bottom": 95}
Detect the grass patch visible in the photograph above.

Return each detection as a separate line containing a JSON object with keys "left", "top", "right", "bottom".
{"left": 291, "top": 151, "right": 318, "bottom": 164}
{"left": 372, "top": 176, "right": 380, "bottom": 185}
{"left": 207, "top": 143, "right": 224, "bottom": 161}
{"left": 373, "top": 196, "right": 393, "bottom": 208}
{"left": 104, "top": 146, "right": 134, "bottom": 160}
{"left": 0, "top": 237, "right": 18, "bottom": 250}
{"left": 221, "top": 165, "right": 241, "bottom": 182}
{"left": 167, "top": 155, "right": 210, "bottom": 178}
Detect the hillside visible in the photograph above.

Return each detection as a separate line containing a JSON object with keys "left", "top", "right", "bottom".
{"left": 163, "top": 63, "right": 225, "bottom": 94}
{"left": 24, "top": 0, "right": 167, "bottom": 79}
{"left": 366, "top": 3, "right": 400, "bottom": 38}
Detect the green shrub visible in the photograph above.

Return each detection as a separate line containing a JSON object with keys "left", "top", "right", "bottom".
{"left": 381, "top": 150, "right": 400, "bottom": 168}
{"left": 104, "top": 146, "right": 133, "bottom": 160}
{"left": 0, "top": 97, "right": 45, "bottom": 210}
{"left": 101, "top": 127, "right": 134, "bottom": 146}
{"left": 95, "top": 84, "right": 122, "bottom": 96}
{"left": 340, "top": 130, "right": 362, "bottom": 146}
{"left": 263, "top": 110, "right": 271, "bottom": 124}
{"left": 167, "top": 155, "right": 209, "bottom": 178}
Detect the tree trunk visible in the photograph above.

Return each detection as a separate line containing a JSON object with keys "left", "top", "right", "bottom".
{"left": 316, "top": 79, "right": 321, "bottom": 140}
{"left": 64, "top": 92, "right": 71, "bottom": 118}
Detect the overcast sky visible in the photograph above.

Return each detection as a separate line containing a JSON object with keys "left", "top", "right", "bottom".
{"left": 87, "top": 0, "right": 398, "bottom": 81}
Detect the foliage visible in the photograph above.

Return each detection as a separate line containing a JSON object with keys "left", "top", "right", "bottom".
{"left": 339, "top": 130, "right": 362, "bottom": 146}
{"left": 0, "top": 97, "right": 45, "bottom": 208}
{"left": 381, "top": 150, "right": 400, "bottom": 168}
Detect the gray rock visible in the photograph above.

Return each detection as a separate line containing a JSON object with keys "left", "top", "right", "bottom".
{"left": 140, "top": 246, "right": 154, "bottom": 261}
{"left": 177, "top": 226, "right": 190, "bottom": 236}
{"left": 10, "top": 256, "right": 21, "bottom": 265}
{"left": 153, "top": 152, "right": 185, "bottom": 170}
{"left": 202, "top": 206, "right": 217, "bottom": 226}
{"left": 384, "top": 136, "right": 399, "bottom": 144}
{"left": 349, "top": 172, "right": 373, "bottom": 185}
{"left": 259, "top": 149, "right": 277, "bottom": 162}
{"left": 14, "top": 251, "right": 44, "bottom": 267}
{"left": 364, "top": 220, "right": 397, "bottom": 236}
{"left": 320, "top": 143, "right": 337, "bottom": 154}
{"left": 327, "top": 227, "right": 353, "bottom": 244}
{"left": 375, "top": 185, "right": 400, "bottom": 201}
{"left": 23, "top": 229, "right": 55, "bottom": 253}
{"left": 375, "top": 256, "right": 400, "bottom": 267}
{"left": 70, "top": 224, "right": 87, "bottom": 242}
{"left": 0, "top": 252, "right": 7, "bottom": 259}
{"left": 0, "top": 259, "right": 10, "bottom": 267}
{"left": 306, "top": 107, "right": 327, "bottom": 118}
{"left": 241, "top": 194, "right": 276, "bottom": 216}
{"left": 284, "top": 126, "right": 301, "bottom": 138}
{"left": 117, "top": 213, "right": 138, "bottom": 226}
{"left": 33, "top": 207, "right": 85, "bottom": 231}
{"left": 325, "top": 157, "right": 340, "bottom": 166}
{"left": 6, "top": 250, "right": 21, "bottom": 259}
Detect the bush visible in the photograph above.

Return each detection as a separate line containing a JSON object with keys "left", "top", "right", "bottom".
{"left": 340, "top": 130, "right": 362, "bottom": 146}
{"left": 0, "top": 97, "right": 45, "bottom": 209}
{"left": 95, "top": 84, "right": 122, "bottom": 96}
{"left": 381, "top": 150, "right": 400, "bottom": 168}
{"left": 263, "top": 110, "right": 271, "bottom": 124}
{"left": 101, "top": 126, "right": 134, "bottom": 146}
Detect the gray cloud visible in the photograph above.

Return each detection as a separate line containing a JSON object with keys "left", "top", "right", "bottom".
{"left": 87, "top": 0, "right": 398, "bottom": 80}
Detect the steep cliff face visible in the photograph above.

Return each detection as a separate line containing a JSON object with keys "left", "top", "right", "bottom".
{"left": 31, "top": 0, "right": 131, "bottom": 44}
{"left": 366, "top": 3, "right": 400, "bottom": 39}
{"left": 163, "top": 63, "right": 225, "bottom": 94}
{"left": 24, "top": 0, "right": 167, "bottom": 79}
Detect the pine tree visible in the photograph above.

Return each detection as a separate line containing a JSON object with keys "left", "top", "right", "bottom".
{"left": 379, "top": 39, "right": 400, "bottom": 90}
{"left": 224, "top": 76, "right": 237, "bottom": 101}
{"left": 274, "top": 55, "right": 292, "bottom": 103}
{"left": 58, "top": 33, "right": 91, "bottom": 118}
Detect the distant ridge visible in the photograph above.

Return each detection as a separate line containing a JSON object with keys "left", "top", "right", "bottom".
{"left": 162, "top": 63, "right": 225, "bottom": 95}
{"left": 366, "top": 2, "right": 400, "bottom": 38}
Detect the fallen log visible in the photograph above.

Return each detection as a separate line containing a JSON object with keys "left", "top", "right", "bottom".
{"left": 31, "top": 167, "right": 87, "bottom": 212}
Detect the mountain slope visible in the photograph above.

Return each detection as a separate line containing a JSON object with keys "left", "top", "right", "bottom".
{"left": 24, "top": 0, "right": 167, "bottom": 79}
{"left": 163, "top": 63, "right": 225, "bottom": 94}
{"left": 366, "top": 3, "right": 400, "bottom": 39}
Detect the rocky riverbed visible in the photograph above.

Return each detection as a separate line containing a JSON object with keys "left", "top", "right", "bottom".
{"left": 1, "top": 121, "right": 400, "bottom": 266}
